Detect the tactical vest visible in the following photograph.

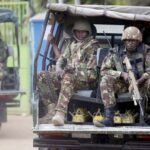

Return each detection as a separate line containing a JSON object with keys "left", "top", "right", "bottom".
{"left": 119, "top": 43, "right": 150, "bottom": 79}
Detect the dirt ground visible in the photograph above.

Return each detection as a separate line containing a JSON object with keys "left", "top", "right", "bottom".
{"left": 0, "top": 115, "right": 38, "bottom": 150}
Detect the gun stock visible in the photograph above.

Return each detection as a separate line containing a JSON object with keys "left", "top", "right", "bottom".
{"left": 123, "top": 56, "right": 144, "bottom": 116}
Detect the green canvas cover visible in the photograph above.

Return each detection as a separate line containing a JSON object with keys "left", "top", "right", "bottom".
{"left": 0, "top": 8, "right": 18, "bottom": 25}
{"left": 47, "top": 4, "right": 150, "bottom": 22}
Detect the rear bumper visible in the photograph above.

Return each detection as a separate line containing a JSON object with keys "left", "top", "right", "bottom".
{"left": 33, "top": 124, "right": 150, "bottom": 150}
{"left": 33, "top": 137, "right": 150, "bottom": 150}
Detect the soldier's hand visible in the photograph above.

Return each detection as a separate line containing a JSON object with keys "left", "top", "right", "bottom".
{"left": 120, "top": 72, "right": 129, "bottom": 83}
{"left": 37, "top": 71, "right": 45, "bottom": 80}
{"left": 137, "top": 77, "right": 145, "bottom": 85}
{"left": 147, "top": 78, "right": 150, "bottom": 89}
{"left": 56, "top": 65, "right": 64, "bottom": 78}
{"left": 137, "top": 73, "right": 149, "bottom": 85}
{"left": 64, "top": 66, "right": 75, "bottom": 74}
{"left": 48, "top": 34, "right": 55, "bottom": 45}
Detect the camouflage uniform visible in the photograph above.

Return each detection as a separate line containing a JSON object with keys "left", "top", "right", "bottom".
{"left": 37, "top": 66, "right": 60, "bottom": 106}
{"left": 38, "top": 37, "right": 99, "bottom": 122}
{"left": 94, "top": 26, "right": 150, "bottom": 127}
{"left": 55, "top": 36, "right": 99, "bottom": 113}
{"left": 37, "top": 19, "right": 99, "bottom": 124}
{"left": 100, "top": 44, "right": 150, "bottom": 107}
{"left": 0, "top": 38, "right": 9, "bottom": 82}
{"left": 37, "top": 67, "right": 60, "bottom": 121}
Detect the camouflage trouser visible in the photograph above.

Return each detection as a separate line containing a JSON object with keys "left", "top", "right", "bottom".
{"left": 0, "top": 63, "right": 6, "bottom": 80}
{"left": 38, "top": 70, "right": 96, "bottom": 113}
{"left": 37, "top": 70, "right": 60, "bottom": 106}
{"left": 56, "top": 72, "right": 95, "bottom": 113}
{"left": 100, "top": 75, "right": 150, "bottom": 107}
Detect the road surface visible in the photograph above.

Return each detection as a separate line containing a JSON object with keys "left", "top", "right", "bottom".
{"left": 0, "top": 115, "right": 38, "bottom": 150}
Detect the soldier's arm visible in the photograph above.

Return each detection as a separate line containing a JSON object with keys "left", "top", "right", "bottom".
{"left": 100, "top": 52, "right": 122, "bottom": 79}
{"left": 78, "top": 44, "right": 98, "bottom": 82}
{"left": 145, "top": 47, "right": 150, "bottom": 75}
{"left": 56, "top": 40, "right": 71, "bottom": 68}
{"left": 137, "top": 46, "right": 150, "bottom": 84}
{"left": 85, "top": 45, "right": 98, "bottom": 81}
{"left": 74, "top": 43, "right": 99, "bottom": 82}
{"left": 47, "top": 34, "right": 61, "bottom": 59}
{"left": 87, "top": 44, "right": 99, "bottom": 69}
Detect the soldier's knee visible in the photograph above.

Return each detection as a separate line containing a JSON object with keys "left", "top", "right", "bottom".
{"left": 100, "top": 75, "right": 110, "bottom": 84}
{"left": 62, "top": 73, "right": 74, "bottom": 83}
{"left": 37, "top": 71, "right": 46, "bottom": 80}
{"left": 100, "top": 75, "right": 114, "bottom": 88}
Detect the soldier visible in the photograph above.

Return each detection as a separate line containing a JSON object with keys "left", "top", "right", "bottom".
{"left": 37, "top": 34, "right": 61, "bottom": 123}
{"left": 37, "top": 19, "right": 99, "bottom": 124}
{"left": 94, "top": 26, "right": 150, "bottom": 127}
{"left": 0, "top": 37, "right": 9, "bottom": 88}
{"left": 44, "top": 18, "right": 99, "bottom": 126}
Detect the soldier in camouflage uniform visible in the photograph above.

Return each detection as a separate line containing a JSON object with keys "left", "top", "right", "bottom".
{"left": 0, "top": 38, "right": 9, "bottom": 88}
{"left": 37, "top": 34, "right": 61, "bottom": 123}
{"left": 37, "top": 19, "right": 99, "bottom": 124}
{"left": 47, "top": 18, "right": 100, "bottom": 126}
{"left": 94, "top": 26, "right": 150, "bottom": 127}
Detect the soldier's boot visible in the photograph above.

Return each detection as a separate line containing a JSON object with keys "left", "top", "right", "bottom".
{"left": 39, "top": 103, "right": 56, "bottom": 124}
{"left": 52, "top": 111, "right": 65, "bottom": 126}
{"left": 93, "top": 106, "right": 114, "bottom": 127}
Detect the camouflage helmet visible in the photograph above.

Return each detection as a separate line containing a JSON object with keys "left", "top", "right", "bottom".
{"left": 72, "top": 18, "right": 92, "bottom": 35}
{"left": 121, "top": 26, "right": 142, "bottom": 42}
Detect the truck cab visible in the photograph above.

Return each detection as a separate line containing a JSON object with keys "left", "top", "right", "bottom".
{"left": 33, "top": 4, "right": 150, "bottom": 150}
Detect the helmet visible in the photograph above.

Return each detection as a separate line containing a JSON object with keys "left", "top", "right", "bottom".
{"left": 72, "top": 18, "right": 92, "bottom": 35}
{"left": 121, "top": 26, "right": 142, "bottom": 42}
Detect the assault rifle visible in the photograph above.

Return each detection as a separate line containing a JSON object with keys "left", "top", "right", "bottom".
{"left": 123, "top": 56, "right": 144, "bottom": 116}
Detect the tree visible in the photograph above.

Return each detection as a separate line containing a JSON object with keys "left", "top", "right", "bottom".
{"left": 131, "top": 0, "right": 150, "bottom": 6}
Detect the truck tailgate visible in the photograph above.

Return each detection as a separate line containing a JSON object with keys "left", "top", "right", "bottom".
{"left": 33, "top": 124, "right": 150, "bottom": 135}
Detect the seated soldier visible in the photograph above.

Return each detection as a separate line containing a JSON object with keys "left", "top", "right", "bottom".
{"left": 94, "top": 26, "right": 150, "bottom": 127}
{"left": 37, "top": 18, "right": 100, "bottom": 125}
{"left": 0, "top": 37, "right": 9, "bottom": 89}
{"left": 37, "top": 34, "right": 61, "bottom": 123}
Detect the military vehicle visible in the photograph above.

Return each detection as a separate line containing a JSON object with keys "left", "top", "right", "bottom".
{"left": 33, "top": 3, "right": 150, "bottom": 150}
{"left": 0, "top": 8, "right": 25, "bottom": 128}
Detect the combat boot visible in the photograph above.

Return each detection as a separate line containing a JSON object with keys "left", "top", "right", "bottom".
{"left": 93, "top": 106, "right": 114, "bottom": 127}
{"left": 39, "top": 103, "right": 56, "bottom": 124}
{"left": 52, "top": 111, "right": 65, "bottom": 126}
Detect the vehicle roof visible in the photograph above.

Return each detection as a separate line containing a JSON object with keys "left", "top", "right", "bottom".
{"left": 47, "top": 3, "right": 150, "bottom": 22}
{"left": 0, "top": 8, "right": 18, "bottom": 25}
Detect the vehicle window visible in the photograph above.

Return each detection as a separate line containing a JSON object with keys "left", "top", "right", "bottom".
{"left": 95, "top": 24, "right": 124, "bottom": 48}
